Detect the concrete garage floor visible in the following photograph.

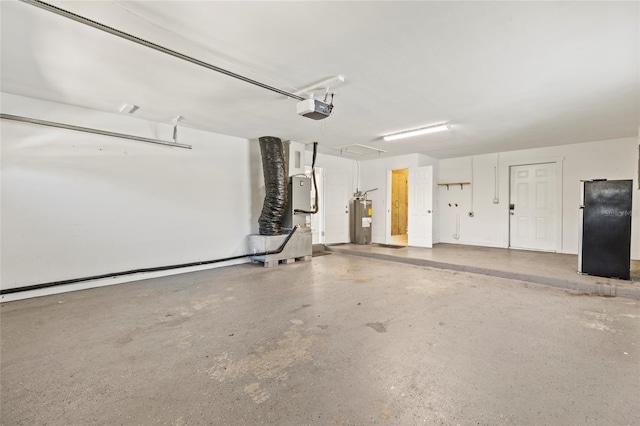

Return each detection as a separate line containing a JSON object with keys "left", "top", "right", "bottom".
{"left": 1, "top": 254, "right": 639, "bottom": 425}
{"left": 329, "top": 243, "right": 640, "bottom": 299}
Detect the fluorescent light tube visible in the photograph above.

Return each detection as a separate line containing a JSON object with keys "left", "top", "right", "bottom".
{"left": 383, "top": 123, "right": 450, "bottom": 141}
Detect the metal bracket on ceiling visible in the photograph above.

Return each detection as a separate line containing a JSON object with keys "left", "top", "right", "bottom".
{"left": 172, "top": 115, "right": 183, "bottom": 143}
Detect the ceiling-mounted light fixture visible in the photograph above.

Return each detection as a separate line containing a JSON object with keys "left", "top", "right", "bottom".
{"left": 383, "top": 123, "right": 450, "bottom": 142}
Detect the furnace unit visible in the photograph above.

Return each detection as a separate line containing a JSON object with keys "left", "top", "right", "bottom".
{"left": 283, "top": 176, "right": 311, "bottom": 230}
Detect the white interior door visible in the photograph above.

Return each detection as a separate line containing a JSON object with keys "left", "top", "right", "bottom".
{"left": 324, "top": 168, "right": 350, "bottom": 244}
{"left": 408, "top": 166, "right": 433, "bottom": 248}
{"left": 509, "top": 163, "right": 556, "bottom": 251}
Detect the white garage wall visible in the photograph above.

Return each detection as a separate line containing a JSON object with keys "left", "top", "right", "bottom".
{"left": 307, "top": 150, "right": 357, "bottom": 191}
{"left": 3, "top": 92, "right": 637, "bottom": 296}
{"left": 438, "top": 154, "right": 505, "bottom": 247}
{"left": 1, "top": 93, "right": 257, "bottom": 291}
{"left": 438, "top": 137, "right": 640, "bottom": 259}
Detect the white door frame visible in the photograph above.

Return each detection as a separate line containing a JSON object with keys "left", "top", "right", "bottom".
{"left": 385, "top": 169, "right": 392, "bottom": 245}
{"left": 407, "top": 166, "right": 434, "bottom": 248}
{"left": 503, "top": 157, "right": 564, "bottom": 252}
{"left": 385, "top": 168, "right": 410, "bottom": 245}
{"left": 323, "top": 167, "right": 351, "bottom": 244}
{"left": 386, "top": 167, "right": 433, "bottom": 247}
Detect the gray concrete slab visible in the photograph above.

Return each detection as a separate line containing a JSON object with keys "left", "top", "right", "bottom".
{"left": 1, "top": 254, "right": 639, "bottom": 425}
{"left": 328, "top": 243, "right": 640, "bottom": 299}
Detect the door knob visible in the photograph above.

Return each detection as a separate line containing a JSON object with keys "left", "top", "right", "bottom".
{"left": 427, "top": 210, "right": 432, "bottom": 214}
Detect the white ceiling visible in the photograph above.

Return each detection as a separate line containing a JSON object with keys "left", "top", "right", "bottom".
{"left": 1, "top": 1, "right": 638, "bottom": 159}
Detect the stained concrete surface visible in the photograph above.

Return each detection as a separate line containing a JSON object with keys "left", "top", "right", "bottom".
{"left": 1, "top": 254, "right": 639, "bottom": 425}
{"left": 328, "top": 243, "right": 640, "bottom": 298}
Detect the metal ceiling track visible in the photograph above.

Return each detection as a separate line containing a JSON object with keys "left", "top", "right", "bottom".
{"left": 19, "top": 0, "right": 305, "bottom": 101}
{"left": 0, "top": 114, "right": 192, "bottom": 149}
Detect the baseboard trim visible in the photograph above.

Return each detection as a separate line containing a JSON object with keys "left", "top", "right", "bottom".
{"left": 1, "top": 258, "right": 249, "bottom": 303}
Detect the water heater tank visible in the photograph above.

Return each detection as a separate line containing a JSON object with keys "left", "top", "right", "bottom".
{"left": 350, "top": 199, "right": 372, "bottom": 244}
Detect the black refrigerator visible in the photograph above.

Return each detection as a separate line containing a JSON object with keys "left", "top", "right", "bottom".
{"left": 578, "top": 180, "right": 633, "bottom": 280}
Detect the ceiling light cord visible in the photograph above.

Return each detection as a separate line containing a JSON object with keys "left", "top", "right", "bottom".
{"left": 19, "top": 0, "right": 305, "bottom": 101}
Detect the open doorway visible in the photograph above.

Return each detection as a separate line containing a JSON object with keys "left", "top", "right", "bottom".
{"left": 390, "top": 168, "right": 409, "bottom": 246}
{"left": 386, "top": 166, "right": 433, "bottom": 248}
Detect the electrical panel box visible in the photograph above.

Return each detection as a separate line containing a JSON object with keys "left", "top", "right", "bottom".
{"left": 283, "top": 176, "right": 311, "bottom": 229}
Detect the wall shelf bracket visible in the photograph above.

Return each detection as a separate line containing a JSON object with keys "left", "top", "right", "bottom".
{"left": 438, "top": 182, "right": 471, "bottom": 190}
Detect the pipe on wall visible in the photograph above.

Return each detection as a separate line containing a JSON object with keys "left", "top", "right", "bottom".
{"left": 0, "top": 113, "right": 192, "bottom": 149}
{"left": 453, "top": 212, "right": 460, "bottom": 239}
{"left": 493, "top": 153, "right": 500, "bottom": 204}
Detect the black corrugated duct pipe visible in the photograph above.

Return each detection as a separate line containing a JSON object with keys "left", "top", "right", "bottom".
{"left": 258, "top": 136, "right": 288, "bottom": 235}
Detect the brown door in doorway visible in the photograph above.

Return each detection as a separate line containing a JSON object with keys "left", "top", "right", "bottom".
{"left": 391, "top": 169, "right": 408, "bottom": 236}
